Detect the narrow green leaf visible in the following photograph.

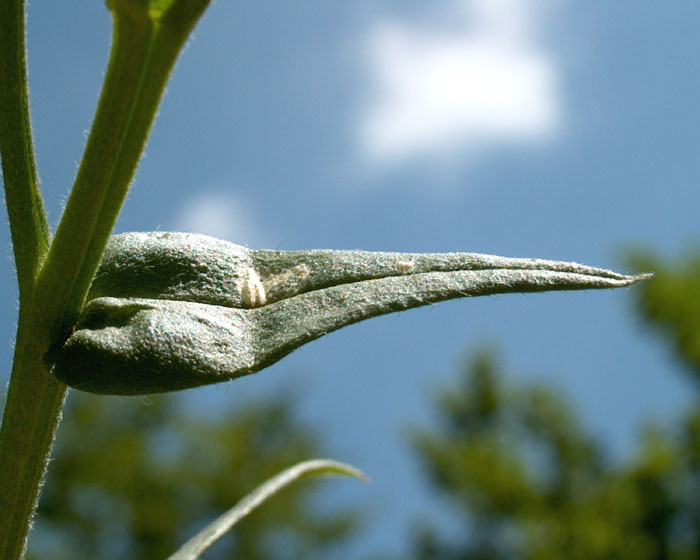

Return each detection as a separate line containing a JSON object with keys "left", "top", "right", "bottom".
{"left": 51, "top": 232, "right": 650, "bottom": 395}
{"left": 168, "top": 459, "right": 367, "bottom": 560}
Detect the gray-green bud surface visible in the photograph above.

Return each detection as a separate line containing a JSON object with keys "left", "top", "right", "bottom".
{"left": 51, "top": 232, "right": 649, "bottom": 395}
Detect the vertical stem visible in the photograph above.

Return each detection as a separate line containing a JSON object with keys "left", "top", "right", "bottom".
{"left": 0, "top": 2, "right": 211, "bottom": 557}
{"left": 0, "top": 0, "right": 50, "bottom": 302}
{"left": 0, "top": 1, "right": 57, "bottom": 557}
{"left": 0, "top": 310, "right": 67, "bottom": 559}
{"left": 33, "top": 4, "right": 154, "bottom": 337}
{"left": 34, "top": 0, "right": 212, "bottom": 341}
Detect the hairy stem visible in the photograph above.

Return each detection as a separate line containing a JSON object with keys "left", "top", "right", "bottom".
{"left": 0, "top": 1, "right": 58, "bottom": 557}
{"left": 0, "top": 310, "right": 67, "bottom": 559}
{"left": 0, "top": 2, "right": 211, "bottom": 557}
{"left": 0, "top": 0, "right": 50, "bottom": 302}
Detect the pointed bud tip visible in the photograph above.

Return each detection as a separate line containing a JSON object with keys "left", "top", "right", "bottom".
{"left": 624, "top": 271, "right": 654, "bottom": 285}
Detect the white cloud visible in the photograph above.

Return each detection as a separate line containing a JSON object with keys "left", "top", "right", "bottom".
{"left": 170, "top": 189, "right": 270, "bottom": 248}
{"left": 358, "top": 0, "right": 561, "bottom": 164}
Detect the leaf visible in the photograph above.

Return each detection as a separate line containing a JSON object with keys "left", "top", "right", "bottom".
{"left": 167, "top": 459, "right": 367, "bottom": 560}
{"left": 51, "top": 232, "right": 651, "bottom": 395}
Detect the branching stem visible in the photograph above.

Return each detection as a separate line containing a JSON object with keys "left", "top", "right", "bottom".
{"left": 0, "top": 2, "right": 211, "bottom": 557}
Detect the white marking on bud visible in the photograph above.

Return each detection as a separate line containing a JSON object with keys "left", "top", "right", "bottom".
{"left": 241, "top": 267, "right": 266, "bottom": 308}
{"left": 263, "top": 263, "right": 311, "bottom": 294}
{"left": 397, "top": 261, "right": 415, "bottom": 274}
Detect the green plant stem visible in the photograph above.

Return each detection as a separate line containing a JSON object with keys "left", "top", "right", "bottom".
{"left": 0, "top": 311, "right": 67, "bottom": 559}
{"left": 33, "top": 3, "right": 154, "bottom": 340}
{"left": 0, "top": 1, "right": 57, "bottom": 557}
{"left": 0, "top": 2, "right": 210, "bottom": 557}
{"left": 0, "top": 0, "right": 50, "bottom": 303}
{"left": 35, "top": 0, "right": 211, "bottom": 342}
{"left": 69, "top": 0, "right": 211, "bottom": 332}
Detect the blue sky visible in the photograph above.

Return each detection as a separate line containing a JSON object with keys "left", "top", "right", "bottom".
{"left": 2, "top": 1, "right": 700, "bottom": 557}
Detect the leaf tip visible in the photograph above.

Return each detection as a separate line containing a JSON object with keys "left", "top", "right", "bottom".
{"left": 625, "top": 271, "right": 654, "bottom": 285}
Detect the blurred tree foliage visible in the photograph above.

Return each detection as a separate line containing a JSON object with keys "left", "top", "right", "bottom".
{"left": 27, "top": 391, "right": 358, "bottom": 560}
{"left": 410, "top": 251, "right": 700, "bottom": 560}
